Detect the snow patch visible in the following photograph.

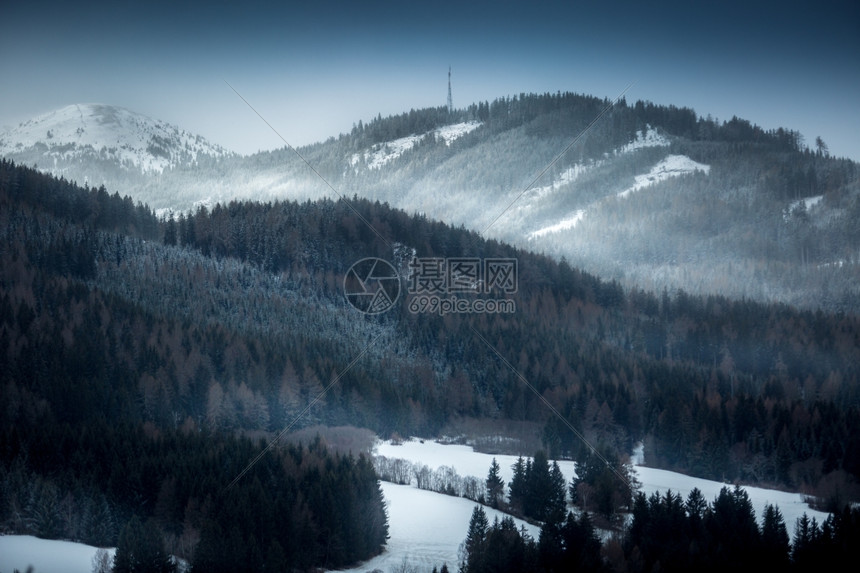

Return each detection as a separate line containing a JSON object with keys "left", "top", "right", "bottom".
{"left": 789, "top": 195, "right": 823, "bottom": 212}
{"left": 527, "top": 127, "right": 669, "bottom": 203}
{"left": 528, "top": 209, "right": 586, "bottom": 239}
{"left": 618, "top": 125, "right": 671, "bottom": 154}
{"left": 435, "top": 121, "right": 482, "bottom": 145}
{"left": 617, "top": 154, "right": 710, "bottom": 198}
{"left": 350, "top": 121, "right": 481, "bottom": 170}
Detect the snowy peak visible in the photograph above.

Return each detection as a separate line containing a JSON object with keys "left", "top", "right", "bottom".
{"left": 0, "top": 104, "right": 233, "bottom": 173}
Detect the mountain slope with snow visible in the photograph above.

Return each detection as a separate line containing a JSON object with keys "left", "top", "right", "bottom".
{"left": 0, "top": 103, "right": 233, "bottom": 176}
{"left": 2, "top": 96, "right": 856, "bottom": 310}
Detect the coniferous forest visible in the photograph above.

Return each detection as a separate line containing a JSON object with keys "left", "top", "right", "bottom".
{"left": 1, "top": 153, "right": 859, "bottom": 569}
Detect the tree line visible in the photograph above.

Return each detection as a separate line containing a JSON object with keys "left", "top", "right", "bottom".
{"left": 458, "top": 486, "right": 860, "bottom": 573}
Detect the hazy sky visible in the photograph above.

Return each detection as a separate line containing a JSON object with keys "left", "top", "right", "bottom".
{"left": 2, "top": 0, "right": 858, "bottom": 160}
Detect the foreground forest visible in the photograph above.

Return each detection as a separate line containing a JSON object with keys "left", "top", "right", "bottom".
{"left": 0, "top": 158, "right": 859, "bottom": 568}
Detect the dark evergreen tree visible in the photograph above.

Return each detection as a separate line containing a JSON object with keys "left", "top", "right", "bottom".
{"left": 485, "top": 458, "right": 505, "bottom": 509}
{"left": 760, "top": 504, "right": 790, "bottom": 569}
{"left": 509, "top": 457, "right": 527, "bottom": 515}
{"left": 113, "top": 516, "right": 175, "bottom": 573}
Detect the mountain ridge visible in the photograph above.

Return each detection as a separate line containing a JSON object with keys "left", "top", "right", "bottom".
{"left": 2, "top": 95, "right": 858, "bottom": 311}
{"left": 0, "top": 103, "right": 234, "bottom": 179}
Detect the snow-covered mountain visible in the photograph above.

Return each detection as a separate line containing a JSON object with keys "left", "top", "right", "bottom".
{"left": 2, "top": 97, "right": 856, "bottom": 311}
{"left": 0, "top": 103, "right": 233, "bottom": 177}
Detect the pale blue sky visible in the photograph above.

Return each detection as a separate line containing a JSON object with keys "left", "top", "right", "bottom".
{"left": 1, "top": 0, "right": 858, "bottom": 159}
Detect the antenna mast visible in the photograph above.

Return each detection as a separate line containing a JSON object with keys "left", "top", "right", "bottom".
{"left": 447, "top": 66, "right": 453, "bottom": 114}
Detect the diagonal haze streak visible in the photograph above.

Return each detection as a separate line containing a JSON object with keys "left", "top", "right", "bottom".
{"left": 477, "top": 82, "right": 635, "bottom": 240}
{"left": 224, "top": 79, "right": 391, "bottom": 250}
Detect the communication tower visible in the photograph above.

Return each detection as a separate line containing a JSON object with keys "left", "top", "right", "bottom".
{"left": 447, "top": 67, "right": 453, "bottom": 113}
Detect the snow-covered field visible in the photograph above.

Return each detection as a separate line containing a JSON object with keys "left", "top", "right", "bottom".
{"left": 337, "top": 482, "right": 540, "bottom": 572}
{"left": 0, "top": 535, "right": 115, "bottom": 573}
{"left": 0, "top": 438, "right": 831, "bottom": 573}
{"left": 375, "top": 439, "right": 829, "bottom": 534}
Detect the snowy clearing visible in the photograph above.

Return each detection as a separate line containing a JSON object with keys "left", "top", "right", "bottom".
{"left": 376, "top": 439, "right": 829, "bottom": 532}
{"left": 525, "top": 126, "right": 670, "bottom": 205}
{"left": 350, "top": 121, "right": 481, "bottom": 170}
{"left": 617, "top": 154, "right": 710, "bottom": 198}
{"left": 789, "top": 195, "right": 823, "bottom": 212}
{"left": 617, "top": 126, "right": 670, "bottom": 154}
{"left": 337, "top": 482, "right": 540, "bottom": 572}
{"left": 0, "top": 535, "right": 115, "bottom": 573}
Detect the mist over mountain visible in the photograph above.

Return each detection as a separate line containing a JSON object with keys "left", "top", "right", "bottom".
{"left": 3, "top": 94, "right": 857, "bottom": 312}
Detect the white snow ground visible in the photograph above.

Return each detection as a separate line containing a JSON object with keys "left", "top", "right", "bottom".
{"left": 375, "top": 439, "right": 829, "bottom": 537}
{"left": 0, "top": 535, "right": 115, "bottom": 573}
{"left": 337, "top": 482, "right": 540, "bottom": 573}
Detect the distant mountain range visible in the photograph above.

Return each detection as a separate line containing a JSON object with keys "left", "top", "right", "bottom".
{"left": 2, "top": 95, "right": 858, "bottom": 311}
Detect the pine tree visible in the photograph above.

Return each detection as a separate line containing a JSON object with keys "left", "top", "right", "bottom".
{"left": 485, "top": 458, "right": 505, "bottom": 509}
{"left": 761, "top": 504, "right": 790, "bottom": 568}
{"left": 509, "top": 457, "right": 526, "bottom": 514}
{"left": 465, "top": 505, "right": 489, "bottom": 557}
{"left": 525, "top": 450, "right": 551, "bottom": 521}
{"left": 547, "top": 461, "right": 567, "bottom": 523}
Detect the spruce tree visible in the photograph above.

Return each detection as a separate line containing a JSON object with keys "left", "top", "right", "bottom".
{"left": 509, "top": 457, "right": 526, "bottom": 514}
{"left": 485, "top": 458, "right": 505, "bottom": 509}
{"left": 463, "top": 505, "right": 489, "bottom": 573}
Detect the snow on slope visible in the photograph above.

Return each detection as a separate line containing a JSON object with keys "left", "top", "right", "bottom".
{"left": 527, "top": 125, "right": 670, "bottom": 203}
{"left": 784, "top": 195, "right": 824, "bottom": 221}
{"left": 528, "top": 209, "right": 586, "bottom": 239}
{"left": 523, "top": 127, "right": 674, "bottom": 238}
{"left": 0, "top": 104, "right": 233, "bottom": 173}
{"left": 0, "top": 535, "right": 115, "bottom": 573}
{"left": 350, "top": 121, "right": 481, "bottom": 170}
{"left": 617, "top": 154, "right": 710, "bottom": 198}
{"left": 617, "top": 125, "right": 670, "bottom": 154}
{"left": 338, "top": 482, "right": 540, "bottom": 572}
{"left": 790, "top": 195, "right": 823, "bottom": 211}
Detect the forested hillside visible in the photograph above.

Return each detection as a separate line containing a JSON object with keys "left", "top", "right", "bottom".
{"left": 0, "top": 157, "right": 859, "bottom": 568}
{"left": 0, "top": 161, "right": 388, "bottom": 571}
